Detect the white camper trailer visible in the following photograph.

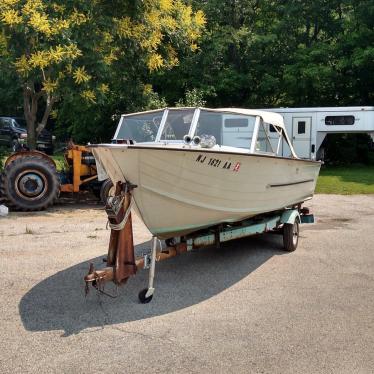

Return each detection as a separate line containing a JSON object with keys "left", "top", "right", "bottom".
{"left": 264, "top": 106, "right": 374, "bottom": 160}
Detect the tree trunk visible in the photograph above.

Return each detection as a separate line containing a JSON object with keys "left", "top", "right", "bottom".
{"left": 37, "top": 94, "right": 56, "bottom": 136}
{"left": 22, "top": 82, "right": 55, "bottom": 150}
{"left": 23, "top": 84, "right": 38, "bottom": 150}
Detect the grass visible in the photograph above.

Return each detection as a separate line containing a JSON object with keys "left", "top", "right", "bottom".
{"left": 51, "top": 152, "right": 66, "bottom": 172}
{"left": 316, "top": 165, "right": 374, "bottom": 194}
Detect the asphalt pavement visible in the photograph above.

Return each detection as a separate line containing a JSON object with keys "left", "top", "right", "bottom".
{"left": 0, "top": 194, "right": 373, "bottom": 373}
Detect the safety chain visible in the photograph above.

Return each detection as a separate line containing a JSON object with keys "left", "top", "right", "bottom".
{"left": 94, "top": 275, "right": 119, "bottom": 298}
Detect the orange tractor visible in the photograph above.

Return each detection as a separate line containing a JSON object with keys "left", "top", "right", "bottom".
{"left": 0, "top": 142, "right": 113, "bottom": 211}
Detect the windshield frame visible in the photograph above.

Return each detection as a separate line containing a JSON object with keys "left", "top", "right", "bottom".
{"left": 113, "top": 107, "right": 293, "bottom": 157}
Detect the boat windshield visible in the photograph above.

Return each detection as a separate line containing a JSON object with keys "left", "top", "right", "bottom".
{"left": 115, "top": 110, "right": 164, "bottom": 142}
{"left": 160, "top": 109, "right": 195, "bottom": 141}
{"left": 113, "top": 108, "right": 281, "bottom": 155}
{"left": 114, "top": 108, "right": 195, "bottom": 143}
{"left": 195, "top": 110, "right": 256, "bottom": 150}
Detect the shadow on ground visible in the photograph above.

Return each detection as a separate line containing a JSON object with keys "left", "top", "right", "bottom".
{"left": 19, "top": 233, "right": 285, "bottom": 336}
{"left": 2, "top": 201, "right": 104, "bottom": 219}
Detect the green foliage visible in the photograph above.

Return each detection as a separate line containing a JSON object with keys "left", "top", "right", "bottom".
{"left": 324, "top": 134, "right": 374, "bottom": 165}
{"left": 0, "top": 0, "right": 205, "bottom": 145}
{"left": 51, "top": 153, "right": 66, "bottom": 172}
{"left": 0, "top": 147, "right": 9, "bottom": 172}
{"left": 1, "top": 0, "right": 374, "bottom": 152}
{"left": 153, "top": 0, "right": 374, "bottom": 108}
{"left": 176, "top": 88, "right": 206, "bottom": 107}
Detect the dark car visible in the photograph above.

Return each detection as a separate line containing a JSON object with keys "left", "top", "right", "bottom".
{"left": 0, "top": 116, "right": 54, "bottom": 154}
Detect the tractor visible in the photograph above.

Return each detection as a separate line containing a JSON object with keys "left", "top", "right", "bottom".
{"left": 0, "top": 142, "right": 113, "bottom": 211}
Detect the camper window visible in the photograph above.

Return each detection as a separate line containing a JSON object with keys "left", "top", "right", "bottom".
{"left": 325, "top": 115, "right": 355, "bottom": 126}
{"left": 298, "top": 121, "right": 306, "bottom": 134}
{"left": 224, "top": 118, "right": 248, "bottom": 128}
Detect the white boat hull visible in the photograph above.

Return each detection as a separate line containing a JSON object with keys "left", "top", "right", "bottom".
{"left": 92, "top": 145, "right": 321, "bottom": 239}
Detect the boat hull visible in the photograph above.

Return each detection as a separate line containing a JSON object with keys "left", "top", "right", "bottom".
{"left": 92, "top": 145, "right": 321, "bottom": 239}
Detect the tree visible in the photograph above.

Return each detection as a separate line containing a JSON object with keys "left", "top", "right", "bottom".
{"left": 0, "top": 0, "right": 205, "bottom": 148}
{"left": 153, "top": 0, "right": 373, "bottom": 109}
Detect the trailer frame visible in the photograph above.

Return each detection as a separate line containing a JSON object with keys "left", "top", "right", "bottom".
{"left": 84, "top": 181, "right": 314, "bottom": 303}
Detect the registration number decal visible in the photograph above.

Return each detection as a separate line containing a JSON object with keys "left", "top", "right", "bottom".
{"left": 195, "top": 154, "right": 240, "bottom": 172}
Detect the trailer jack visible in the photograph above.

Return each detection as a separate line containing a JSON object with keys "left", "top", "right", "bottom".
{"left": 84, "top": 181, "right": 189, "bottom": 302}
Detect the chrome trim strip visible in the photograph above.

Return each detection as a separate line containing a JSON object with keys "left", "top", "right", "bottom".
{"left": 269, "top": 179, "right": 314, "bottom": 187}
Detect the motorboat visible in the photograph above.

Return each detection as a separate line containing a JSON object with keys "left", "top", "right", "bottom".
{"left": 91, "top": 108, "right": 321, "bottom": 239}
{"left": 84, "top": 107, "right": 321, "bottom": 303}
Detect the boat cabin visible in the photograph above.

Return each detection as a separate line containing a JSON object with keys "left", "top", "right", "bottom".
{"left": 113, "top": 108, "right": 298, "bottom": 158}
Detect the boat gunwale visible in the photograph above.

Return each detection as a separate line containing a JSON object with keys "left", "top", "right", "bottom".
{"left": 88, "top": 144, "right": 322, "bottom": 165}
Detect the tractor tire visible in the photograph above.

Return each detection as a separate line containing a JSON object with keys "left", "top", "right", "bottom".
{"left": 0, "top": 174, "right": 5, "bottom": 204}
{"left": 100, "top": 178, "right": 114, "bottom": 203}
{"left": 0, "top": 156, "right": 60, "bottom": 211}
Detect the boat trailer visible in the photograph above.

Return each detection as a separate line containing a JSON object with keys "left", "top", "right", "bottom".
{"left": 84, "top": 181, "right": 314, "bottom": 303}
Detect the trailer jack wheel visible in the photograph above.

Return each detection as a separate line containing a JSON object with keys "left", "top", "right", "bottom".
{"left": 138, "top": 236, "right": 158, "bottom": 303}
{"left": 138, "top": 288, "right": 154, "bottom": 304}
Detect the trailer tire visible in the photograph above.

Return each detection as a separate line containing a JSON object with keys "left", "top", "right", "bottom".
{"left": 0, "top": 156, "right": 60, "bottom": 211}
{"left": 283, "top": 220, "right": 299, "bottom": 252}
{"left": 100, "top": 179, "right": 114, "bottom": 203}
{"left": 138, "top": 288, "right": 153, "bottom": 304}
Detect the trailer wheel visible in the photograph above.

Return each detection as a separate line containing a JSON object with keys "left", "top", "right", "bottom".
{"left": 283, "top": 220, "right": 299, "bottom": 252}
{"left": 100, "top": 178, "right": 114, "bottom": 203}
{"left": 1, "top": 156, "right": 60, "bottom": 211}
{"left": 165, "top": 237, "right": 176, "bottom": 247}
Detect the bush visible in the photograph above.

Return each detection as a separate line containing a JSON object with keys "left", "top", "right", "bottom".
{"left": 0, "top": 147, "right": 10, "bottom": 172}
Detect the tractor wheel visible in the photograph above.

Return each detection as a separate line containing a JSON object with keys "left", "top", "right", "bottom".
{"left": 0, "top": 156, "right": 60, "bottom": 211}
{"left": 100, "top": 179, "right": 115, "bottom": 203}
{"left": 0, "top": 174, "right": 5, "bottom": 204}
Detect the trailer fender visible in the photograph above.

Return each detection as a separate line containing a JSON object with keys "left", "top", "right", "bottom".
{"left": 280, "top": 209, "right": 300, "bottom": 225}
